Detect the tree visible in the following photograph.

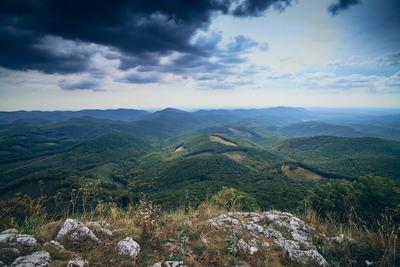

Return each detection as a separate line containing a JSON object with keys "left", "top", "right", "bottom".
{"left": 210, "top": 187, "right": 259, "bottom": 211}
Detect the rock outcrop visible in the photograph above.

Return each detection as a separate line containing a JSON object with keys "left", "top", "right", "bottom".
{"left": 56, "top": 219, "right": 98, "bottom": 243}
{"left": 208, "top": 211, "right": 328, "bottom": 266}
{"left": 67, "top": 258, "right": 89, "bottom": 267}
{"left": 11, "top": 251, "right": 50, "bottom": 267}
{"left": 115, "top": 237, "right": 140, "bottom": 257}
{"left": 0, "top": 229, "right": 37, "bottom": 249}
{"left": 150, "top": 261, "right": 185, "bottom": 267}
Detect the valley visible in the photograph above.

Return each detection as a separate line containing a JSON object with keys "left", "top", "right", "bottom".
{"left": 0, "top": 107, "right": 399, "bottom": 211}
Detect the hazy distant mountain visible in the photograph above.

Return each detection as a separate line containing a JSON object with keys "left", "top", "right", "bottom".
{"left": 0, "top": 109, "right": 149, "bottom": 124}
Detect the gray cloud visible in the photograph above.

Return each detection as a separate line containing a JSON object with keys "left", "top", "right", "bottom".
{"left": 328, "top": 0, "right": 361, "bottom": 15}
{"left": 58, "top": 78, "right": 101, "bottom": 91}
{"left": 117, "top": 71, "right": 163, "bottom": 84}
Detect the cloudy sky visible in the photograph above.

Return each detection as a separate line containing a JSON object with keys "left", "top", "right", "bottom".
{"left": 0, "top": 0, "right": 399, "bottom": 111}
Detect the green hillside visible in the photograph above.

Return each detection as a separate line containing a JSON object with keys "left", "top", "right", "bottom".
{"left": 271, "top": 136, "right": 400, "bottom": 179}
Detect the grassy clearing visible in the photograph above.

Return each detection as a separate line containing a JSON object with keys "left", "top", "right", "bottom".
{"left": 281, "top": 163, "right": 323, "bottom": 181}
{"left": 209, "top": 135, "right": 237, "bottom": 147}
{"left": 223, "top": 152, "right": 246, "bottom": 162}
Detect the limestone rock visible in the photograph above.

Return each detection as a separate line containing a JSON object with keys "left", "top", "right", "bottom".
{"left": 208, "top": 211, "right": 328, "bottom": 266}
{"left": 286, "top": 249, "right": 328, "bottom": 266}
{"left": 0, "top": 229, "right": 37, "bottom": 248}
{"left": 11, "top": 251, "right": 50, "bottom": 267}
{"left": 115, "top": 237, "right": 140, "bottom": 257}
{"left": 14, "top": 235, "right": 37, "bottom": 248}
{"left": 1, "top": 229, "right": 18, "bottom": 235}
{"left": 165, "top": 261, "right": 184, "bottom": 267}
{"left": 67, "top": 258, "right": 89, "bottom": 267}
{"left": 237, "top": 239, "right": 258, "bottom": 255}
{"left": 149, "top": 262, "right": 185, "bottom": 267}
{"left": 56, "top": 219, "right": 98, "bottom": 243}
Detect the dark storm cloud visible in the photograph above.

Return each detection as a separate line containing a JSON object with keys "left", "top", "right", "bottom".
{"left": 117, "top": 72, "right": 163, "bottom": 84}
{"left": 0, "top": 0, "right": 294, "bottom": 75}
{"left": 328, "top": 0, "right": 361, "bottom": 15}
{"left": 58, "top": 78, "right": 100, "bottom": 90}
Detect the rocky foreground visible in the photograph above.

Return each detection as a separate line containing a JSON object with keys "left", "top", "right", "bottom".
{"left": 0, "top": 211, "right": 344, "bottom": 266}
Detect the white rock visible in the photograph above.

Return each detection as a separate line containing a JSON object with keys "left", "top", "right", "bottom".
{"left": 149, "top": 262, "right": 162, "bottom": 267}
{"left": 115, "top": 237, "right": 140, "bottom": 257}
{"left": 0, "top": 231, "right": 37, "bottom": 248}
{"left": 245, "top": 222, "right": 264, "bottom": 236}
{"left": 328, "top": 233, "right": 353, "bottom": 244}
{"left": 67, "top": 258, "right": 89, "bottom": 267}
{"left": 263, "top": 227, "right": 283, "bottom": 240}
{"left": 1, "top": 229, "right": 18, "bottom": 235}
{"left": 11, "top": 251, "right": 50, "bottom": 267}
{"left": 286, "top": 249, "right": 328, "bottom": 267}
{"left": 56, "top": 219, "right": 98, "bottom": 242}
{"left": 149, "top": 262, "right": 185, "bottom": 267}
{"left": 208, "top": 211, "right": 328, "bottom": 267}
{"left": 237, "top": 239, "right": 258, "bottom": 255}
{"left": 14, "top": 234, "right": 37, "bottom": 247}
{"left": 0, "top": 232, "right": 14, "bottom": 243}
{"left": 165, "top": 261, "right": 184, "bottom": 267}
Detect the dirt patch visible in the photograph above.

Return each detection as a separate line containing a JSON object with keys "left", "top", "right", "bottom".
{"left": 209, "top": 135, "right": 237, "bottom": 147}
{"left": 223, "top": 152, "right": 245, "bottom": 162}
{"left": 174, "top": 145, "right": 185, "bottom": 153}
{"left": 281, "top": 164, "right": 323, "bottom": 181}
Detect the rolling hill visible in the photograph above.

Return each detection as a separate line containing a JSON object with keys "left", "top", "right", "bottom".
{"left": 1, "top": 107, "right": 399, "bottom": 212}
{"left": 271, "top": 136, "right": 400, "bottom": 179}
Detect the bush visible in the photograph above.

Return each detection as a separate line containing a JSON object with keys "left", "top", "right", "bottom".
{"left": 353, "top": 175, "right": 400, "bottom": 225}
{"left": 303, "top": 175, "right": 400, "bottom": 226}
{"left": 209, "top": 187, "right": 259, "bottom": 211}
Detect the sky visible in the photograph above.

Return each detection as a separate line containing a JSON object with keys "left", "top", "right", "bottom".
{"left": 0, "top": 0, "right": 399, "bottom": 111}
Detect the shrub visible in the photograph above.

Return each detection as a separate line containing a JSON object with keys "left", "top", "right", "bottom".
{"left": 303, "top": 175, "right": 400, "bottom": 226}
{"left": 210, "top": 187, "right": 259, "bottom": 211}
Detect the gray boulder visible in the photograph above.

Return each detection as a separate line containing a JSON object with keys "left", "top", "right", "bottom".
{"left": 150, "top": 262, "right": 185, "bottom": 267}
{"left": 67, "top": 258, "right": 89, "bottom": 267}
{"left": 11, "top": 251, "right": 50, "bottom": 267}
{"left": 56, "top": 219, "right": 98, "bottom": 243}
{"left": 115, "top": 237, "right": 140, "bottom": 257}
{"left": 0, "top": 229, "right": 37, "bottom": 249}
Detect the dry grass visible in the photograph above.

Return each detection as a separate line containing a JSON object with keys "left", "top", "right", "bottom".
{"left": 8, "top": 196, "right": 398, "bottom": 266}
{"left": 301, "top": 209, "right": 399, "bottom": 266}
{"left": 22, "top": 202, "right": 284, "bottom": 266}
